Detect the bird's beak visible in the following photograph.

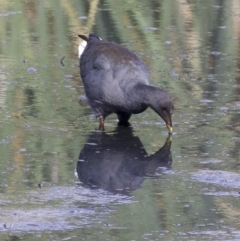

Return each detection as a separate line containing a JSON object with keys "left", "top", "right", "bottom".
{"left": 167, "top": 124, "right": 173, "bottom": 135}
{"left": 164, "top": 112, "right": 173, "bottom": 135}
{"left": 154, "top": 107, "right": 173, "bottom": 135}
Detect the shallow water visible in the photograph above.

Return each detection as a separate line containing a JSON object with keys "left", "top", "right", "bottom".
{"left": 0, "top": 0, "right": 240, "bottom": 240}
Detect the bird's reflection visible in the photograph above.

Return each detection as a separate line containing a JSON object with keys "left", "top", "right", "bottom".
{"left": 76, "top": 127, "right": 172, "bottom": 194}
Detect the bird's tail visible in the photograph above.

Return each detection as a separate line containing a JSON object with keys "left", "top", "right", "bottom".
{"left": 78, "top": 34, "right": 89, "bottom": 42}
{"left": 78, "top": 34, "right": 101, "bottom": 58}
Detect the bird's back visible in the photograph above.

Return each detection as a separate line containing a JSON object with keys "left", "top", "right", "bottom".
{"left": 80, "top": 37, "right": 149, "bottom": 83}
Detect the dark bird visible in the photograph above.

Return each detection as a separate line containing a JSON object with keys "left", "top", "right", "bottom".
{"left": 78, "top": 34, "right": 174, "bottom": 134}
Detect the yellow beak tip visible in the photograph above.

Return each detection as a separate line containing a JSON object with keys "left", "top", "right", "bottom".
{"left": 167, "top": 125, "right": 173, "bottom": 134}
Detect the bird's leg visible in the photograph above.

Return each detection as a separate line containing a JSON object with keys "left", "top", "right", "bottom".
{"left": 117, "top": 112, "right": 132, "bottom": 127}
{"left": 98, "top": 118, "right": 105, "bottom": 131}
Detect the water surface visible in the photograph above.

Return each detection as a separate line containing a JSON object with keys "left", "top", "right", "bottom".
{"left": 0, "top": 0, "right": 240, "bottom": 240}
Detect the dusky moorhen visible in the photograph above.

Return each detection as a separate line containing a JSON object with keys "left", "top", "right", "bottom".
{"left": 78, "top": 34, "right": 174, "bottom": 134}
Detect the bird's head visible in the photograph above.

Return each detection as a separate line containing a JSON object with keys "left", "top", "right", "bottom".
{"left": 146, "top": 86, "right": 174, "bottom": 135}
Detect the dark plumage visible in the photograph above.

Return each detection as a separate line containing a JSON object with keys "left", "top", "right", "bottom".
{"left": 78, "top": 33, "right": 174, "bottom": 134}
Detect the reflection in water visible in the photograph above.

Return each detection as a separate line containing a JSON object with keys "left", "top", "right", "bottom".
{"left": 77, "top": 127, "right": 172, "bottom": 194}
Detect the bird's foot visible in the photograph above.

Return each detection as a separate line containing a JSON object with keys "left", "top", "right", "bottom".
{"left": 98, "top": 119, "right": 105, "bottom": 131}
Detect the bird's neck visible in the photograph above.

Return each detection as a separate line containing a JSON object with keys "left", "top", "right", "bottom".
{"left": 133, "top": 83, "right": 162, "bottom": 106}
{"left": 132, "top": 83, "right": 171, "bottom": 118}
